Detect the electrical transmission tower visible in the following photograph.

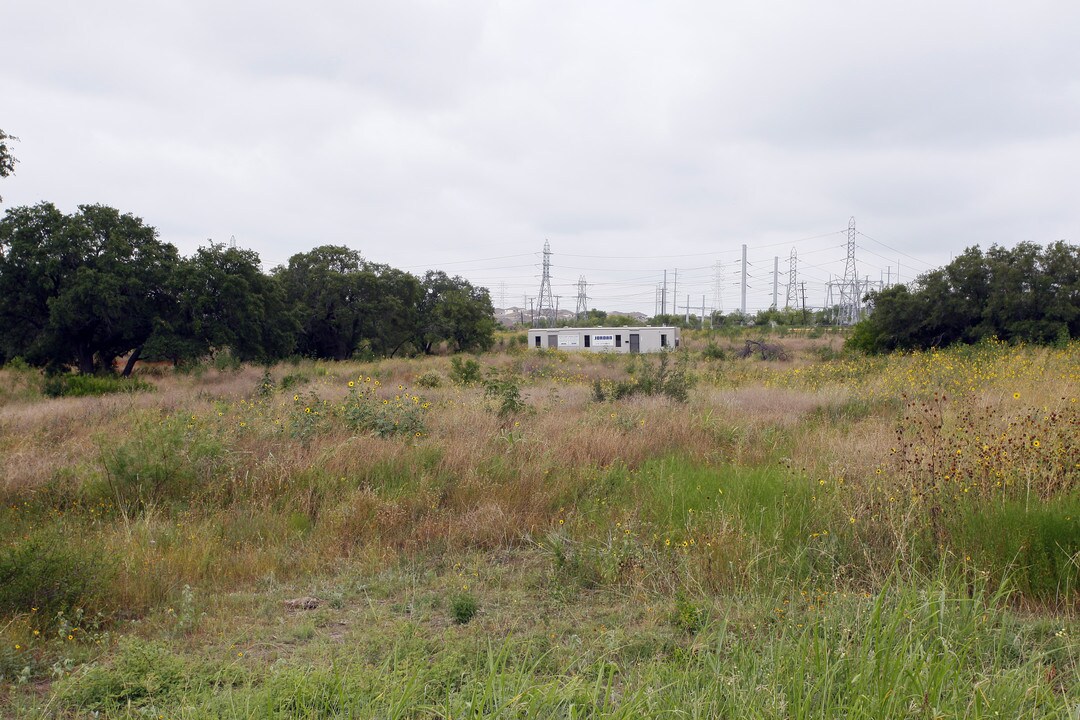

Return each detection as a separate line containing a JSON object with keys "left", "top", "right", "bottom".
{"left": 713, "top": 260, "right": 724, "bottom": 314}
{"left": 837, "top": 217, "right": 859, "bottom": 325}
{"left": 785, "top": 248, "right": 798, "bottom": 309}
{"left": 535, "top": 240, "right": 555, "bottom": 327}
{"left": 575, "top": 275, "right": 588, "bottom": 320}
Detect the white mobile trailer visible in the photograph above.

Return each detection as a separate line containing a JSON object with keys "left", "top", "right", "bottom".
{"left": 528, "top": 327, "right": 680, "bottom": 353}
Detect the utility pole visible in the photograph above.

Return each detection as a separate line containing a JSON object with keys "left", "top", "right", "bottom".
{"left": 662, "top": 270, "right": 668, "bottom": 316}
{"left": 740, "top": 244, "right": 747, "bottom": 317}
{"left": 713, "top": 260, "right": 724, "bottom": 315}
{"left": 772, "top": 256, "right": 779, "bottom": 309}
{"left": 701, "top": 295, "right": 706, "bottom": 329}
{"left": 685, "top": 294, "right": 690, "bottom": 325}
{"left": 800, "top": 282, "right": 808, "bottom": 324}
{"left": 672, "top": 269, "right": 678, "bottom": 317}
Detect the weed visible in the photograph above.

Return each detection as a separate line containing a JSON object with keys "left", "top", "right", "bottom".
{"left": 671, "top": 592, "right": 706, "bottom": 634}
{"left": 255, "top": 368, "right": 275, "bottom": 397}
{"left": 450, "top": 592, "right": 479, "bottom": 624}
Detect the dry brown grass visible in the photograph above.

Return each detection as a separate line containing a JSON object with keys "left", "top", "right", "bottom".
{"left": 2, "top": 340, "right": 1075, "bottom": 613}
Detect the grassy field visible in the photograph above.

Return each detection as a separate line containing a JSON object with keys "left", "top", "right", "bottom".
{"left": 1, "top": 332, "right": 1077, "bottom": 718}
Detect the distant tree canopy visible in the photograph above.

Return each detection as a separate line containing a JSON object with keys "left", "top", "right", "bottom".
{"left": 0, "top": 129, "right": 16, "bottom": 202}
{"left": 0, "top": 203, "right": 177, "bottom": 374}
{"left": 849, "top": 241, "right": 1080, "bottom": 353}
{"left": 0, "top": 206, "right": 498, "bottom": 373}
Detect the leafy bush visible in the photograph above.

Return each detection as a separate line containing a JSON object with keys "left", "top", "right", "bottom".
{"left": 280, "top": 372, "right": 310, "bottom": 391}
{"left": 255, "top": 369, "right": 275, "bottom": 397}
{"left": 340, "top": 383, "right": 426, "bottom": 438}
{"left": 633, "top": 351, "right": 694, "bottom": 402}
{"left": 450, "top": 592, "right": 479, "bottom": 624}
{"left": 0, "top": 531, "right": 112, "bottom": 629}
{"left": 591, "top": 379, "right": 636, "bottom": 402}
{"left": 484, "top": 370, "right": 527, "bottom": 417}
{"left": 415, "top": 370, "right": 443, "bottom": 388}
{"left": 702, "top": 342, "right": 728, "bottom": 361}
{"left": 94, "top": 414, "right": 226, "bottom": 514}
{"left": 592, "top": 352, "right": 694, "bottom": 403}
{"left": 449, "top": 356, "right": 483, "bottom": 385}
{"left": 42, "top": 374, "right": 153, "bottom": 398}
{"left": 671, "top": 592, "right": 707, "bottom": 634}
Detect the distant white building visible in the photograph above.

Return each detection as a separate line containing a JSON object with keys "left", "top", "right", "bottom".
{"left": 528, "top": 326, "right": 680, "bottom": 353}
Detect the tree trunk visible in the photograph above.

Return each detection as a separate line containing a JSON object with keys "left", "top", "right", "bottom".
{"left": 76, "top": 345, "right": 95, "bottom": 375}
{"left": 121, "top": 346, "right": 142, "bottom": 377}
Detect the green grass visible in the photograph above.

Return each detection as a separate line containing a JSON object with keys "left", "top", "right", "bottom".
{"left": 32, "top": 573, "right": 1075, "bottom": 718}
{"left": 42, "top": 373, "right": 154, "bottom": 398}
{"left": 2, "top": 344, "right": 1078, "bottom": 717}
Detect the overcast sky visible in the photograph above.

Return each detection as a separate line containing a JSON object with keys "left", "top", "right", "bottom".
{"left": 2, "top": 1, "right": 1078, "bottom": 315}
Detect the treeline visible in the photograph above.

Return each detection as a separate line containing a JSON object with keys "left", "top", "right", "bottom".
{"left": 849, "top": 241, "right": 1080, "bottom": 353}
{"left": 0, "top": 203, "right": 496, "bottom": 374}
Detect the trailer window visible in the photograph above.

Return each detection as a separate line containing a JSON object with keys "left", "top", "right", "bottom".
{"left": 615, "top": 335, "right": 622, "bottom": 347}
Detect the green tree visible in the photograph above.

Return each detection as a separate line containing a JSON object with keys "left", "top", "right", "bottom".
{"left": 356, "top": 263, "right": 421, "bottom": 357}
{"left": 0, "top": 129, "right": 16, "bottom": 202}
{"left": 146, "top": 243, "right": 297, "bottom": 366}
{"left": 416, "top": 271, "right": 496, "bottom": 354}
{"left": 276, "top": 245, "right": 368, "bottom": 360}
{"left": 0, "top": 203, "right": 179, "bottom": 373}
{"left": 849, "top": 242, "right": 1080, "bottom": 353}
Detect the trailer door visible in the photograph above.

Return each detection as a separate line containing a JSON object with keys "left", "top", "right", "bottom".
{"left": 629, "top": 333, "right": 640, "bottom": 354}
{"left": 547, "top": 334, "right": 558, "bottom": 348}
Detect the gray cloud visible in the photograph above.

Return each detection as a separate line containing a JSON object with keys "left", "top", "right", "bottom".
{"left": 3, "top": 0, "right": 1077, "bottom": 313}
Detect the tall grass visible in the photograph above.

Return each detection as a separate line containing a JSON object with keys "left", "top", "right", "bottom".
{"left": 1, "top": 341, "right": 1077, "bottom": 715}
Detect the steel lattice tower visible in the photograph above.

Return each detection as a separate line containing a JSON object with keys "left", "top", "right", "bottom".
{"left": 838, "top": 217, "right": 858, "bottom": 325}
{"left": 575, "top": 275, "right": 588, "bottom": 320}
{"left": 713, "top": 260, "right": 724, "bottom": 314}
{"left": 535, "top": 240, "right": 555, "bottom": 327}
{"left": 785, "top": 248, "right": 798, "bottom": 309}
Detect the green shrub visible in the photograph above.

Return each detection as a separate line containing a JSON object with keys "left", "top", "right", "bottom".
{"left": 4, "top": 356, "right": 31, "bottom": 372}
{"left": 255, "top": 368, "right": 275, "bottom": 397}
{"left": 415, "top": 370, "right": 443, "bottom": 388}
{"left": 597, "top": 352, "right": 694, "bottom": 403}
{"left": 0, "top": 531, "right": 112, "bottom": 630}
{"left": 484, "top": 370, "right": 527, "bottom": 417}
{"left": 42, "top": 374, "right": 153, "bottom": 398}
{"left": 449, "top": 356, "right": 483, "bottom": 386}
{"left": 450, "top": 592, "right": 479, "bottom": 624}
{"left": 280, "top": 371, "right": 310, "bottom": 391}
{"left": 340, "top": 385, "right": 425, "bottom": 438}
{"left": 211, "top": 350, "right": 241, "bottom": 372}
{"left": 93, "top": 414, "right": 226, "bottom": 514}
{"left": 671, "top": 592, "right": 706, "bottom": 634}
{"left": 702, "top": 342, "right": 727, "bottom": 361}
{"left": 591, "top": 379, "right": 637, "bottom": 402}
